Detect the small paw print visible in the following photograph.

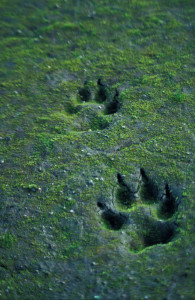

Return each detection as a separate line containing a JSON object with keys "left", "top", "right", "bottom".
{"left": 65, "top": 79, "right": 121, "bottom": 132}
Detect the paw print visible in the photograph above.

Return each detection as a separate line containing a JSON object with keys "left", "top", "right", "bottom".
{"left": 64, "top": 79, "right": 121, "bottom": 132}
{"left": 97, "top": 168, "right": 179, "bottom": 252}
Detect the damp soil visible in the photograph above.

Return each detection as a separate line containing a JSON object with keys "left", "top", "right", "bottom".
{"left": 0, "top": 0, "right": 195, "bottom": 299}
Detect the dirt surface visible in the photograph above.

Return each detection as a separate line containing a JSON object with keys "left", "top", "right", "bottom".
{"left": 0, "top": 0, "right": 195, "bottom": 299}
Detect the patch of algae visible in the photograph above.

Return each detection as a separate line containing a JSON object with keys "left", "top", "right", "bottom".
{"left": 0, "top": 0, "right": 194, "bottom": 299}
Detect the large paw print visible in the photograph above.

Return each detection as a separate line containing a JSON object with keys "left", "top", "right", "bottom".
{"left": 64, "top": 79, "right": 121, "bottom": 132}
{"left": 97, "top": 168, "right": 179, "bottom": 252}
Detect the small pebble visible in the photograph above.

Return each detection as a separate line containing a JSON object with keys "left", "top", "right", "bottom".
{"left": 128, "top": 276, "right": 134, "bottom": 280}
{"left": 70, "top": 210, "right": 74, "bottom": 213}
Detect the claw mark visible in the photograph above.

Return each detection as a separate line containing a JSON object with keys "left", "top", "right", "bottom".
{"left": 139, "top": 168, "right": 158, "bottom": 203}
{"left": 106, "top": 89, "right": 121, "bottom": 115}
{"left": 159, "top": 183, "right": 178, "bottom": 219}
{"left": 116, "top": 173, "right": 136, "bottom": 207}
{"left": 79, "top": 81, "right": 91, "bottom": 102}
{"left": 97, "top": 78, "right": 108, "bottom": 102}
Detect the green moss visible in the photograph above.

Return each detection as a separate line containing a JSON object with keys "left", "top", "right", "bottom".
{"left": 21, "top": 184, "right": 38, "bottom": 192}
{"left": 42, "top": 21, "right": 78, "bottom": 33}
{"left": 0, "top": 233, "right": 17, "bottom": 249}
{"left": 0, "top": 0, "right": 194, "bottom": 298}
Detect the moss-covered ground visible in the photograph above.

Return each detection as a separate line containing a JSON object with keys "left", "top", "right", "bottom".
{"left": 0, "top": 0, "right": 195, "bottom": 299}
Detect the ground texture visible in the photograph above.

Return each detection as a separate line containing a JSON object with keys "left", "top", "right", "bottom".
{"left": 0, "top": 0, "right": 195, "bottom": 299}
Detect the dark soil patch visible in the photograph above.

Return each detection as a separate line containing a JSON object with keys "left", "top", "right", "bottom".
{"left": 141, "top": 218, "right": 176, "bottom": 247}
{"left": 139, "top": 168, "right": 158, "bottom": 203}
{"left": 159, "top": 183, "right": 178, "bottom": 219}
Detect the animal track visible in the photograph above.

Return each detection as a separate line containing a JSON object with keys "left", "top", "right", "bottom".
{"left": 98, "top": 168, "right": 179, "bottom": 252}
{"left": 97, "top": 201, "right": 129, "bottom": 230}
{"left": 65, "top": 79, "right": 121, "bottom": 131}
